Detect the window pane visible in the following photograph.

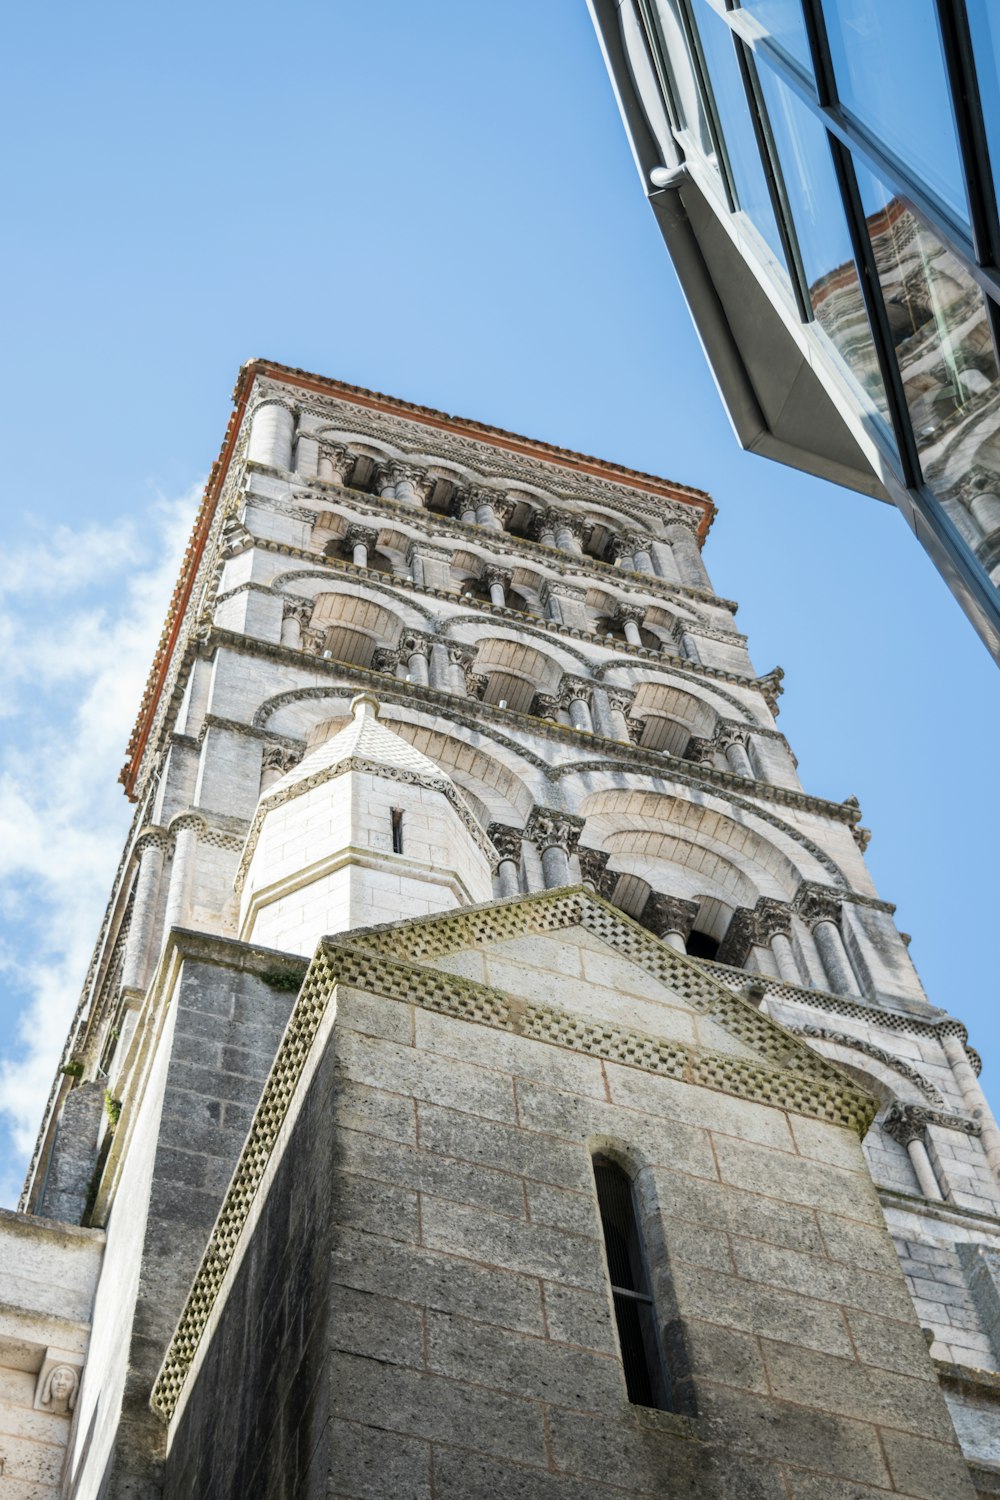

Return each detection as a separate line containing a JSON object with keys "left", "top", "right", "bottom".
{"left": 648, "top": 0, "right": 716, "bottom": 163}
{"left": 822, "top": 0, "right": 968, "bottom": 227}
{"left": 855, "top": 159, "right": 1000, "bottom": 587}
{"left": 690, "top": 0, "right": 788, "bottom": 269}
{"left": 966, "top": 0, "right": 1000, "bottom": 214}
{"left": 757, "top": 61, "right": 891, "bottom": 429}
{"left": 737, "top": 0, "right": 813, "bottom": 78}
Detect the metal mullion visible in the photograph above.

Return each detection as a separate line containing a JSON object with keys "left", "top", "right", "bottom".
{"left": 798, "top": 0, "right": 837, "bottom": 109}
{"left": 934, "top": 0, "right": 1000, "bottom": 269}
{"left": 612, "top": 1286, "right": 655, "bottom": 1304}
{"left": 733, "top": 32, "right": 812, "bottom": 322}
{"left": 829, "top": 136, "right": 923, "bottom": 489}
{"left": 635, "top": 0, "right": 685, "bottom": 137}
{"left": 677, "top": 0, "right": 741, "bottom": 212}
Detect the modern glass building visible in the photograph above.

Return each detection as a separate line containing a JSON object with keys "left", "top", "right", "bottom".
{"left": 589, "top": 0, "right": 1000, "bottom": 661}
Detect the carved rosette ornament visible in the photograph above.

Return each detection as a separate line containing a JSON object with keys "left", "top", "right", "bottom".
{"left": 524, "top": 807, "right": 585, "bottom": 855}
{"left": 642, "top": 893, "right": 699, "bottom": 942}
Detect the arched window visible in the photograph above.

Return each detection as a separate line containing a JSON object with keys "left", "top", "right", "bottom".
{"left": 592, "top": 1154, "right": 670, "bottom": 1409}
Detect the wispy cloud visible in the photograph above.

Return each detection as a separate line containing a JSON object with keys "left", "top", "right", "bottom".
{"left": 0, "top": 490, "right": 198, "bottom": 1206}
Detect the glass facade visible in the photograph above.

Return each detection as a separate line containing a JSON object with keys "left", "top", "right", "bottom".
{"left": 603, "top": 0, "right": 1000, "bottom": 661}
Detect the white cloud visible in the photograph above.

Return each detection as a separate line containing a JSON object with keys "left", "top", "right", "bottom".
{"left": 0, "top": 489, "right": 199, "bottom": 1206}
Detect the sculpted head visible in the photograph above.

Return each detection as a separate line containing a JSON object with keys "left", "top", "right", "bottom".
{"left": 41, "top": 1363, "right": 78, "bottom": 1411}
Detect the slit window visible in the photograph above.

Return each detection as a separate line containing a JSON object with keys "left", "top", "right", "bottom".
{"left": 593, "top": 1154, "right": 669, "bottom": 1409}
{"left": 390, "top": 808, "right": 404, "bottom": 854}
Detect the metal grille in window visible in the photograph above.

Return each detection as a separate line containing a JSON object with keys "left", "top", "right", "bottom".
{"left": 593, "top": 1154, "right": 670, "bottom": 1409}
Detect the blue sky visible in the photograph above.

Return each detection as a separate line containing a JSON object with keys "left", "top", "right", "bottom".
{"left": 1, "top": 0, "right": 997, "bottom": 1203}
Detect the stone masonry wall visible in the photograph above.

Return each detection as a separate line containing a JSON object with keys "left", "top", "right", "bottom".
{"left": 163, "top": 981, "right": 975, "bottom": 1499}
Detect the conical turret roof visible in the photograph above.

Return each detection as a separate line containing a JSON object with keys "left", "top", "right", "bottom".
{"left": 266, "top": 692, "right": 450, "bottom": 798}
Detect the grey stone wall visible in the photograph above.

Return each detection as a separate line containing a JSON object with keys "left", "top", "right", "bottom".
{"left": 163, "top": 984, "right": 975, "bottom": 1499}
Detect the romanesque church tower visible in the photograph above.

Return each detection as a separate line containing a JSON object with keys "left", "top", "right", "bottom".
{"left": 5, "top": 361, "right": 1000, "bottom": 1497}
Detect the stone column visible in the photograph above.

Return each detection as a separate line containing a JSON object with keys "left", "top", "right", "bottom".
{"left": 484, "top": 566, "right": 512, "bottom": 608}
{"left": 280, "top": 603, "right": 307, "bottom": 651}
{"left": 295, "top": 433, "right": 320, "bottom": 478}
{"left": 372, "top": 462, "right": 397, "bottom": 500}
{"left": 531, "top": 511, "right": 558, "bottom": 549}
{"left": 609, "top": 536, "right": 636, "bottom": 572}
{"left": 602, "top": 690, "right": 633, "bottom": 743}
{"left": 644, "top": 893, "right": 699, "bottom": 953}
{"left": 883, "top": 1104, "right": 945, "bottom": 1202}
{"left": 472, "top": 490, "right": 513, "bottom": 531}
{"left": 665, "top": 520, "right": 710, "bottom": 588}
{"left": 164, "top": 814, "right": 205, "bottom": 933}
{"left": 400, "top": 634, "right": 431, "bottom": 685}
{"left": 625, "top": 533, "right": 654, "bottom": 573}
{"left": 942, "top": 1033, "right": 1000, "bottom": 1198}
{"left": 318, "top": 443, "right": 353, "bottom": 484}
{"left": 553, "top": 512, "right": 586, "bottom": 555}
{"left": 488, "top": 824, "right": 523, "bottom": 899}
{"left": 390, "top": 463, "right": 427, "bottom": 507}
{"left": 247, "top": 400, "right": 295, "bottom": 471}
{"left": 719, "top": 727, "right": 754, "bottom": 779}
{"left": 346, "top": 524, "right": 379, "bottom": 569}
{"left": 797, "top": 887, "right": 858, "bottom": 995}
{"left": 448, "top": 644, "right": 476, "bottom": 694}
{"left": 121, "top": 830, "right": 169, "bottom": 996}
{"left": 560, "top": 680, "right": 594, "bottom": 733}
{"left": 452, "top": 487, "right": 480, "bottom": 526}
{"left": 526, "top": 808, "right": 584, "bottom": 889}
{"left": 429, "top": 642, "right": 453, "bottom": 691}
{"left": 615, "top": 603, "right": 645, "bottom": 648}
{"left": 747, "top": 898, "right": 799, "bottom": 984}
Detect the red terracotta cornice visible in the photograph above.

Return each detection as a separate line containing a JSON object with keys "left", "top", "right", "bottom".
{"left": 120, "top": 358, "right": 716, "bottom": 801}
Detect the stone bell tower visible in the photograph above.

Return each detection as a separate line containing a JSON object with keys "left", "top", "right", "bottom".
{"left": 5, "top": 360, "right": 1000, "bottom": 1498}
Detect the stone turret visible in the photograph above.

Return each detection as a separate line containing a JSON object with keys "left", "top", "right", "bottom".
{"left": 238, "top": 692, "right": 494, "bottom": 954}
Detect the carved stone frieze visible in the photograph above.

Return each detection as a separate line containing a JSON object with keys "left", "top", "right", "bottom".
{"left": 531, "top": 692, "right": 560, "bottom": 720}
{"left": 882, "top": 1100, "right": 980, "bottom": 1145}
{"left": 262, "top": 746, "right": 301, "bottom": 778}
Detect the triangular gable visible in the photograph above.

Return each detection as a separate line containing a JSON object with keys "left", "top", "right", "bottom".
{"left": 150, "top": 886, "right": 876, "bottom": 1427}
{"left": 329, "top": 885, "right": 875, "bottom": 1130}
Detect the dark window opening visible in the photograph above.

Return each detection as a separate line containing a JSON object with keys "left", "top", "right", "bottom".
{"left": 686, "top": 929, "right": 720, "bottom": 960}
{"left": 390, "top": 808, "right": 404, "bottom": 854}
{"left": 593, "top": 1155, "right": 670, "bottom": 1410}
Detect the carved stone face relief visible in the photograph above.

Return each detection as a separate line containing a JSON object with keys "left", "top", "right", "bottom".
{"left": 38, "top": 1362, "right": 79, "bottom": 1413}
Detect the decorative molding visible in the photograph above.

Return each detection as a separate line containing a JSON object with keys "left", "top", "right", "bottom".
{"left": 786, "top": 1025, "right": 946, "bottom": 1106}
{"left": 524, "top": 807, "right": 585, "bottom": 854}
{"left": 883, "top": 1100, "right": 980, "bottom": 1145}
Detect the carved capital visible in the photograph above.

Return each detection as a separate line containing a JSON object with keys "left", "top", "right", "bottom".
{"left": 541, "top": 579, "right": 587, "bottom": 603}
{"left": 448, "top": 643, "right": 478, "bottom": 669}
{"left": 604, "top": 688, "right": 634, "bottom": 714}
{"left": 399, "top": 631, "right": 433, "bottom": 658}
{"left": 319, "top": 441, "right": 352, "bottom": 474}
{"left": 371, "top": 646, "right": 402, "bottom": 674}
{"left": 577, "top": 846, "right": 613, "bottom": 895}
{"left": 531, "top": 692, "right": 560, "bottom": 720}
{"left": 716, "top": 722, "right": 750, "bottom": 753}
{"left": 684, "top": 737, "right": 715, "bottom": 765}
{"left": 263, "top": 745, "right": 301, "bottom": 775}
{"left": 525, "top": 806, "right": 584, "bottom": 855}
{"left": 488, "top": 823, "right": 523, "bottom": 864}
{"left": 643, "top": 893, "right": 699, "bottom": 941}
{"left": 559, "top": 677, "right": 594, "bottom": 709}
{"left": 464, "top": 670, "right": 488, "bottom": 700}
{"left": 795, "top": 883, "right": 843, "bottom": 930}
{"left": 614, "top": 602, "right": 645, "bottom": 627}
{"left": 883, "top": 1102, "right": 935, "bottom": 1147}
{"left": 483, "top": 565, "right": 513, "bottom": 590}
{"left": 552, "top": 509, "right": 588, "bottom": 539}
{"left": 345, "top": 523, "right": 379, "bottom": 550}
{"left": 283, "top": 598, "right": 314, "bottom": 625}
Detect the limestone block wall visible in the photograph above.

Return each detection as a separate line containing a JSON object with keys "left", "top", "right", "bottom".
{"left": 161, "top": 981, "right": 975, "bottom": 1499}
{"left": 0, "top": 1211, "right": 103, "bottom": 1499}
